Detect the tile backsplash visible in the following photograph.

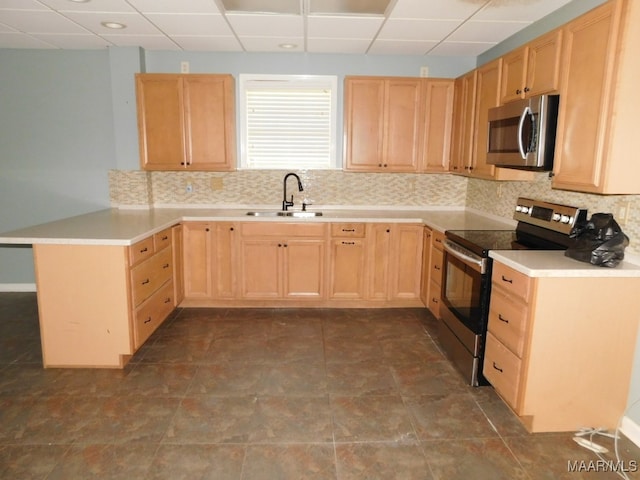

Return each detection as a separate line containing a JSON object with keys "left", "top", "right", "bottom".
{"left": 109, "top": 169, "right": 640, "bottom": 256}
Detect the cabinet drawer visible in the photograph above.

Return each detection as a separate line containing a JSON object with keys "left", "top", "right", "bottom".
{"left": 432, "top": 230, "right": 445, "bottom": 251}
{"left": 488, "top": 288, "right": 529, "bottom": 357}
{"left": 153, "top": 227, "right": 172, "bottom": 251}
{"left": 431, "top": 248, "right": 444, "bottom": 286}
{"left": 240, "top": 222, "right": 327, "bottom": 238}
{"left": 492, "top": 262, "right": 531, "bottom": 302}
{"left": 428, "top": 278, "right": 441, "bottom": 318}
{"left": 134, "top": 280, "right": 174, "bottom": 349}
{"left": 129, "top": 236, "right": 155, "bottom": 265}
{"left": 131, "top": 247, "right": 173, "bottom": 306}
{"left": 484, "top": 332, "right": 522, "bottom": 410}
{"left": 330, "top": 223, "right": 366, "bottom": 237}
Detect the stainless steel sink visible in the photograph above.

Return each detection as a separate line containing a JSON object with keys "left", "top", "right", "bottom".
{"left": 246, "top": 211, "right": 323, "bottom": 218}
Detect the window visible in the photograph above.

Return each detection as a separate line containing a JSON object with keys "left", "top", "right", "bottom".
{"left": 239, "top": 74, "right": 338, "bottom": 169}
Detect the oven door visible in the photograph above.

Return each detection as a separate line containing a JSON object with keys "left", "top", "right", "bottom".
{"left": 441, "top": 240, "right": 490, "bottom": 335}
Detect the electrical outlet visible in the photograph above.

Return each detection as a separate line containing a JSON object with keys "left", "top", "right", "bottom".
{"left": 419, "top": 66, "right": 429, "bottom": 78}
{"left": 616, "top": 201, "right": 631, "bottom": 225}
{"left": 181, "top": 61, "right": 190, "bottom": 73}
{"left": 185, "top": 183, "right": 193, "bottom": 194}
{"left": 210, "top": 177, "right": 224, "bottom": 191}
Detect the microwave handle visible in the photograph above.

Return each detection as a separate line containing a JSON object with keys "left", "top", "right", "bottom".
{"left": 517, "top": 106, "right": 532, "bottom": 160}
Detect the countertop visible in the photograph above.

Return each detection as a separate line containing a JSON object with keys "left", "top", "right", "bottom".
{"left": 0, "top": 206, "right": 515, "bottom": 246}
{"left": 490, "top": 250, "right": 640, "bottom": 277}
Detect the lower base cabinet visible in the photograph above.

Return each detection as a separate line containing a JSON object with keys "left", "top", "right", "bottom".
{"left": 485, "top": 261, "right": 640, "bottom": 432}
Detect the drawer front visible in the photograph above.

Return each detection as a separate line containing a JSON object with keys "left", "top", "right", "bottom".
{"left": 488, "top": 288, "right": 529, "bottom": 357}
{"left": 492, "top": 262, "right": 532, "bottom": 302}
{"left": 484, "top": 332, "right": 522, "bottom": 410}
{"left": 428, "top": 278, "right": 441, "bottom": 318}
{"left": 131, "top": 247, "right": 173, "bottom": 306}
{"left": 330, "top": 223, "right": 366, "bottom": 238}
{"left": 134, "top": 280, "right": 174, "bottom": 349}
{"left": 241, "top": 222, "right": 327, "bottom": 238}
{"left": 432, "top": 230, "right": 445, "bottom": 251}
{"left": 153, "top": 227, "right": 173, "bottom": 251}
{"left": 129, "top": 236, "right": 154, "bottom": 266}
{"left": 430, "top": 247, "right": 444, "bottom": 286}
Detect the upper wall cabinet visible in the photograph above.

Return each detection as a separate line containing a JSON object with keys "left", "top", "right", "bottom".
{"left": 552, "top": 0, "right": 640, "bottom": 194}
{"left": 343, "top": 76, "right": 454, "bottom": 173}
{"left": 500, "top": 29, "right": 562, "bottom": 104}
{"left": 344, "top": 76, "right": 421, "bottom": 172}
{"left": 136, "top": 74, "right": 236, "bottom": 171}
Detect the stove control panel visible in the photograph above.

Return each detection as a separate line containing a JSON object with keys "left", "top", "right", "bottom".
{"left": 514, "top": 198, "right": 587, "bottom": 234}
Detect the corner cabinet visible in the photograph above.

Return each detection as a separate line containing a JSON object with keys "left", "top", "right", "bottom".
{"left": 32, "top": 226, "right": 179, "bottom": 368}
{"left": 552, "top": 0, "right": 640, "bottom": 194}
{"left": 484, "top": 260, "right": 640, "bottom": 432}
{"left": 135, "top": 73, "right": 236, "bottom": 171}
{"left": 344, "top": 76, "right": 454, "bottom": 173}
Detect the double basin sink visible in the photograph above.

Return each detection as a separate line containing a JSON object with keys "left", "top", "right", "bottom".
{"left": 246, "top": 211, "right": 323, "bottom": 218}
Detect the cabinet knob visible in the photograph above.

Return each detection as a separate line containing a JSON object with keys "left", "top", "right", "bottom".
{"left": 141, "top": 279, "right": 150, "bottom": 285}
{"left": 378, "top": 163, "right": 382, "bottom": 167}
{"left": 516, "top": 89, "right": 522, "bottom": 94}
{"left": 524, "top": 87, "right": 530, "bottom": 93}
{"left": 205, "top": 228, "right": 210, "bottom": 232}
{"left": 498, "top": 314, "right": 509, "bottom": 323}
{"left": 230, "top": 227, "right": 234, "bottom": 231}
{"left": 140, "top": 247, "right": 148, "bottom": 253}
{"left": 386, "top": 229, "right": 390, "bottom": 233}
{"left": 383, "top": 164, "right": 388, "bottom": 167}
{"left": 180, "top": 162, "right": 185, "bottom": 166}
{"left": 162, "top": 263, "right": 170, "bottom": 269}
{"left": 164, "top": 297, "right": 171, "bottom": 304}
{"left": 144, "top": 317, "right": 152, "bottom": 324}
{"left": 501, "top": 275, "right": 513, "bottom": 284}
{"left": 492, "top": 362, "right": 503, "bottom": 373}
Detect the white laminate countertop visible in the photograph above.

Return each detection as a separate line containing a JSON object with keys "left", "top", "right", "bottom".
{"left": 489, "top": 250, "right": 640, "bottom": 277}
{"left": 0, "top": 206, "right": 515, "bottom": 246}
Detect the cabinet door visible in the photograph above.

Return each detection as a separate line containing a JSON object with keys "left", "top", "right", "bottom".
{"left": 420, "top": 228, "right": 432, "bottom": 305}
{"left": 389, "top": 225, "right": 423, "bottom": 300}
{"left": 171, "top": 224, "right": 184, "bottom": 306}
{"left": 344, "top": 78, "right": 385, "bottom": 171}
{"left": 383, "top": 79, "right": 421, "bottom": 172}
{"left": 213, "top": 222, "right": 237, "bottom": 298}
{"left": 283, "top": 239, "right": 325, "bottom": 299}
{"left": 450, "top": 71, "right": 477, "bottom": 174}
{"left": 500, "top": 47, "right": 527, "bottom": 104}
{"left": 366, "top": 224, "right": 392, "bottom": 300}
{"left": 471, "top": 59, "right": 501, "bottom": 179}
{"left": 552, "top": 2, "right": 618, "bottom": 192}
{"left": 183, "top": 75, "right": 236, "bottom": 171}
{"left": 239, "top": 239, "right": 281, "bottom": 299}
{"left": 136, "top": 75, "right": 186, "bottom": 170}
{"left": 182, "top": 223, "right": 213, "bottom": 299}
{"left": 329, "top": 238, "right": 367, "bottom": 299}
{"left": 420, "top": 80, "right": 454, "bottom": 172}
{"left": 525, "top": 29, "right": 562, "bottom": 98}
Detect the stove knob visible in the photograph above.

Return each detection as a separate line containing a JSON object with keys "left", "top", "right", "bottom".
{"left": 521, "top": 206, "right": 530, "bottom": 214}
{"left": 560, "top": 215, "right": 571, "bottom": 224}
{"left": 552, "top": 213, "right": 561, "bottom": 222}
{"left": 515, "top": 205, "right": 522, "bottom": 212}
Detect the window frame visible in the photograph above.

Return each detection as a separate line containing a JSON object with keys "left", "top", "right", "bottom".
{"left": 238, "top": 73, "right": 339, "bottom": 170}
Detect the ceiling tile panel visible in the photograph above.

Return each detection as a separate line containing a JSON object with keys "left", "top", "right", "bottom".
{"left": 38, "top": 0, "right": 135, "bottom": 13}
{"left": 368, "top": 39, "right": 438, "bottom": 55}
{"left": 226, "top": 13, "right": 303, "bottom": 36}
{"left": 0, "top": 32, "right": 57, "bottom": 48}
{"left": 475, "top": 0, "right": 573, "bottom": 21}
{"left": 429, "top": 41, "right": 497, "bottom": 56}
{"left": 144, "top": 13, "right": 232, "bottom": 36}
{"left": 172, "top": 35, "right": 243, "bottom": 51}
{"left": 389, "top": 0, "right": 486, "bottom": 20}
{"left": 31, "top": 33, "right": 113, "bottom": 49}
{"left": 102, "top": 33, "right": 180, "bottom": 49}
{"left": 62, "top": 11, "right": 162, "bottom": 35}
{"left": 126, "top": 0, "right": 221, "bottom": 14}
{"left": 448, "top": 20, "right": 529, "bottom": 43}
{"left": 378, "top": 18, "right": 460, "bottom": 41}
{"left": 239, "top": 36, "right": 304, "bottom": 52}
{"left": 307, "top": 16, "right": 383, "bottom": 39}
{"left": 0, "top": 10, "right": 88, "bottom": 34}
{"left": 307, "top": 37, "right": 372, "bottom": 54}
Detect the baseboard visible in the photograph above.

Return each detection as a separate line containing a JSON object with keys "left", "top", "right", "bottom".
{"left": 620, "top": 416, "right": 640, "bottom": 448}
{"left": 0, "top": 283, "right": 36, "bottom": 292}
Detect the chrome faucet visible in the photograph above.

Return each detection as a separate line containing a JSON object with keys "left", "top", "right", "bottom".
{"left": 282, "top": 172, "right": 304, "bottom": 211}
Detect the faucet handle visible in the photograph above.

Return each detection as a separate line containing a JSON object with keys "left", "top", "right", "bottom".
{"left": 302, "top": 199, "right": 313, "bottom": 211}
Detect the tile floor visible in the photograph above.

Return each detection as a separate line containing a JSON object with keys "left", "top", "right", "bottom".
{"left": 1, "top": 292, "right": 639, "bottom": 479}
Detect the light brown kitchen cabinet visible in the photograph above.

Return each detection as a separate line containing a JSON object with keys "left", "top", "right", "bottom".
{"left": 420, "top": 227, "right": 432, "bottom": 305}
{"left": 499, "top": 29, "right": 562, "bottom": 104}
{"left": 427, "top": 229, "right": 445, "bottom": 318}
{"left": 449, "top": 71, "right": 477, "bottom": 174}
{"left": 238, "top": 222, "right": 327, "bottom": 300}
{"left": 552, "top": 0, "right": 640, "bottom": 194}
{"left": 136, "top": 73, "right": 236, "bottom": 171}
{"left": 171, "top": 224, "right": 184, "bottom": 306}
{"left": 328, "top": 223, "right": 367, "bottom": 300}
{"left": 366, "top": 223, "right": 423, "bottom": 301}
{"left": 484, "top": 260, "right": 640, "bottom": 432}
{"left": 344, "top": 77, "right": 421, "bottom": 172}
{"left": 182, "top": 222, "right": 237, "bottom": 300}
{"left": 419, "top": 79, "right": 454, "bottom": 172}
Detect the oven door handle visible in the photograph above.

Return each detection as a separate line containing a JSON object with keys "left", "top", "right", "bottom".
{"left": 443, "top": 240, "right": 486, "bottom": 274}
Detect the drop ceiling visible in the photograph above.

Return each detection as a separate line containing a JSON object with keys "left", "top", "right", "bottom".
{"left": 0, "top": 0, "right": 573, "bottom": 56}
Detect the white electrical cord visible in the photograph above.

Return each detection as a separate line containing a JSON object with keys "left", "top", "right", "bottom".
{"left": 573, "top": 397, "right": 640, "bottom": 480}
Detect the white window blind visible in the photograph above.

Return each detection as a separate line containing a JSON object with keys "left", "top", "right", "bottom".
{"left": 239, "top": 75, "right": 337, "bottom": 169}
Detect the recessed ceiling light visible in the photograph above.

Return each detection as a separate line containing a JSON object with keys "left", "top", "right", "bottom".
{"left": 278, "top": 43, "right": 298, "bottom": 49}
{"left": 101, "top": 21, "right": 127, "bottom": 30}
{"left": 68, "top": 0, "right": 91, "bottom": 3}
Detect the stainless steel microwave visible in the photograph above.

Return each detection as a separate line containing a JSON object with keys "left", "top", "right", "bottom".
{"left": 486, "top": 94, "right": 559, "bottom": 170}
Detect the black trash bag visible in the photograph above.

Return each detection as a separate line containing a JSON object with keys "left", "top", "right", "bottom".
{"left": 564, "top": 213, "right": 629, "bottom": 267}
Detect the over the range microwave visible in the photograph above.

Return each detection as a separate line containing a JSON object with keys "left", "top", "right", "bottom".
{"left": 486, "top": 94, "right": 559, "bottom": 171}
